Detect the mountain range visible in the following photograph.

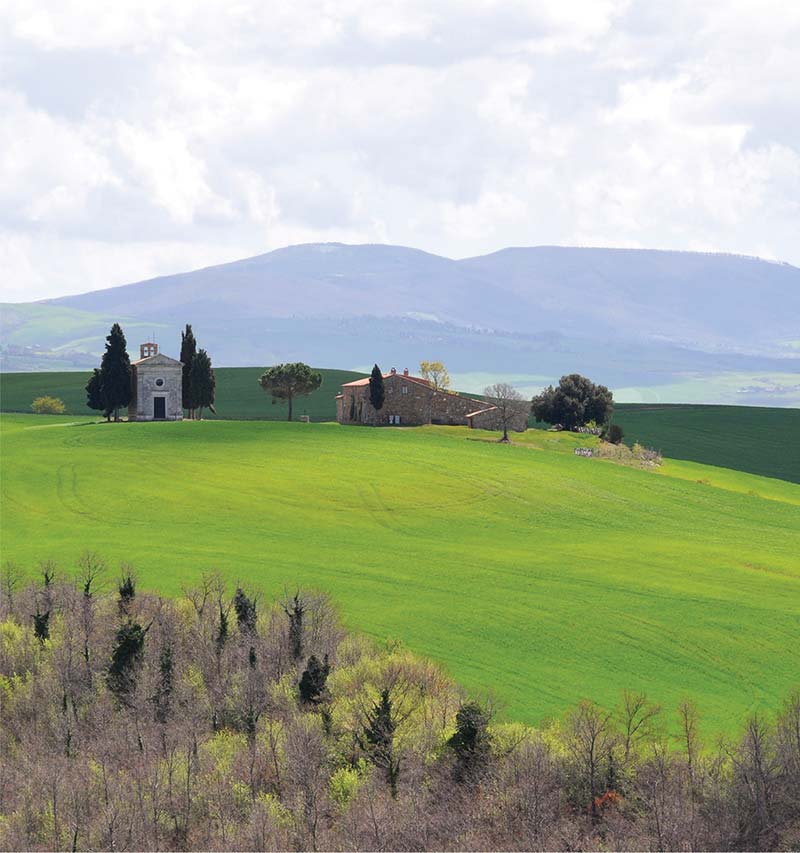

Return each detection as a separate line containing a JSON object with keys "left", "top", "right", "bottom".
{"left": 2, "top": 243, "right": 799, "bottom": 404}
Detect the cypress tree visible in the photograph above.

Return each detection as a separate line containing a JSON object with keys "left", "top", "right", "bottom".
{"left": 99, "top": 323, "right": 131, "bottom": 422}
{"left": 360, "top": 688, "right": 400, "bottom": 796}
{"left": 447, "top": 701, "right": 491, "bottom": 783}
{"left": 233, "top": 587, "right": 257, "bottom": 635}
{"left": 283, "top": 593, "right": 304, "bottom": 661}
{"left": 32, "top": 607, "right": 50, "bottom": 643}
{"left": 180, "top": 324, "right": 197, "bottom": 419}
{"left": 369, "top": 364, "right": 385, "bottom": 411}
{"left": 85, "top": 368, "right": 107, "bottom": 418}
{"left": 189, "top": 348, "right": 215, "bottom": 420}
{"left": 107, "top": 621, "right": 147, "bottom": 701}
{"left": 299, "top": 654, "right": 330, "bottom": 704}
{"left": 152, "top": 644, "right": 174, "bottom": 724}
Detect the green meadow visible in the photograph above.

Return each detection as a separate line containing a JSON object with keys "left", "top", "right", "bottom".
{"left": 3, "top": 368, "right": 799, "bottom": 483}
{"left": 2, "top": 413, "right": 798, "bottom": 734}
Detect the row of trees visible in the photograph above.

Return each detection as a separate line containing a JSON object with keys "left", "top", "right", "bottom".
{"left": 84, "top": 323, "right": 215, "bottom": 420}
{"left": 179, "top": 324, "right": 216, "bottom": 419}
{"left": 2, "top": 565, "right": 799, "bottom": 851}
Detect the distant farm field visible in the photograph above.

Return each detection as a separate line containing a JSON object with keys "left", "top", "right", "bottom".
{"left": 2, "top": 414, "right": 798, "bottom": 734}
{"left": 3, "top": 369, "right": 798, "bottom": 483}
{"left": 613, "top": 403, "right": 800, "bottom": 484}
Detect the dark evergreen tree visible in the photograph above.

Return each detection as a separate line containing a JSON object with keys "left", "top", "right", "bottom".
{"left": 283, "top": 593, "right": 304, "bottom": 661}
{"left": 99, "top": 323, "right": 132, "bottom": 422}
{"left": 118, "top": 573, "right": 135, "bottom": 617}
{"left": 189, "top": 348, "right": 215, "bottom": 420}
{"left": 152, "top": 643, "right": 174, "bottom": 724}
{"left": 299, "top": 654, "right": 330, "bottom": 705}
{"left": 368, "top": 364, "right": 385, "bottom": 411}
{"left": 107, "top": 621, "right": 147, "bottom": 701}
{"left": 234, "top": 587, "right": 257, "bottom": 635}
{"left": 258, "top": 363, "right": 322, "bottom": 421}
{"left": 216, "top": 602, "right": 229, "bottom": 654}
{"left": 180, "top": 324, "right": 197, "bottom": 418}
{"left": 32, "top": 607, "right": 50, "bottom": 643}
{"left": 447, "top": 701, "right": 492, "bottom": 783}
{"left": 85, "top": 368, "right": 107, "bottom": 419}
{"left": 360, "top": 688, "right": 400, "bottom": 796}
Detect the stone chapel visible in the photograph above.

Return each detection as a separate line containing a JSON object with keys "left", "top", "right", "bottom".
{"left": 128, "top": 342, "right": 183, "bottom": 421}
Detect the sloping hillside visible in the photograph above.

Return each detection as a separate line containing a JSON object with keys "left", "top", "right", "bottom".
{"left": 2, "top": 414, "right": 798, "bottom": 732}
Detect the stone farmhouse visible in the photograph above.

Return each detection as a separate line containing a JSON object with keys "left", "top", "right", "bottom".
{"left": 335, "top": 367, "right": 527, "bottom": 431}
{"left": 128, "top": 342, "right": 183, "bottom": 421}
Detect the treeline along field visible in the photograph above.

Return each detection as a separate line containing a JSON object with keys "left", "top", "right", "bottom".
{"left": 0, "top": 366, "right": 365, "bottom": 422}
{"left": 1, "top": 414, "right": 798, "bottom": 735}
{"left": 2, "top": 368, "right": 798, "bottom": 482}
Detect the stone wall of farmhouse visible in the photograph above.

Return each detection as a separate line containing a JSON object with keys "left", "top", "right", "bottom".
{"left": 337, "top": 374, "right": 488, "bottom": 427}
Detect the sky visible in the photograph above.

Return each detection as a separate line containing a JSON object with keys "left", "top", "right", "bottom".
{"left": 1, "top": 0, "right": 799, "bottom": 302}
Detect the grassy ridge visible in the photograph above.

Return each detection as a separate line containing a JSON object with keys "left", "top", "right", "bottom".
{"left": 2, "top": 368, "right": 797, "bottom": 482}
{"left": 2, "top": 413, "right": 798, "bottom": 733}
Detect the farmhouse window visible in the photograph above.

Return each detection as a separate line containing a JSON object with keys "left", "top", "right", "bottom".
{"left": 401, "top": 385, "right": 408, "bottom": 395}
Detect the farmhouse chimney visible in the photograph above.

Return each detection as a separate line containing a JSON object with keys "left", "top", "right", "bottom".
{"left": 403, "top": 368, "right": 409, "bottom": 376}
{"left": 390, "top": 367, "right": 397, "bottom": 375}
{"left": 140, "top": 342, "right": 158, "bottom": 359}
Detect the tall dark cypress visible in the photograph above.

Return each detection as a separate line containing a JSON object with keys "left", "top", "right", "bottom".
{"left": 180, "top": 324, "right": 197, "bottom": 418}
{"left": 85, "top": 368, "right": 106, "bottom": 418}
{"left": 99, "top": 323, "right": 131, "bottom": 422}
{"left": 189, "top": 348, "right": 215, "bottom": 420}
{"left": 369, "top": 364, "right": 385, "bottom": 411}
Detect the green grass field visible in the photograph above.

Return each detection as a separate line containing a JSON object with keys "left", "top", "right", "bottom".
{"left": 3, "top": 368, "right": 799, "bottom": 483}
{"left": 2, "top": 413, "right": 798, "bottom": 734}
{"left": 613, "top": 403, "right": 800, "bottom": 484}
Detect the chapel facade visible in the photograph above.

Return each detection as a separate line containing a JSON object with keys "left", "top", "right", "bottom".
{"left": 128, "top": 343, "right": 183, "bottom": 421}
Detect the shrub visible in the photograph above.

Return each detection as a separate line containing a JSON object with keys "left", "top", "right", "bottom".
{"left": 606, "top": 424, "right": 624, "bottom": 445}
{"left": 30, "top": 396, "right": 65, "bottom": 415}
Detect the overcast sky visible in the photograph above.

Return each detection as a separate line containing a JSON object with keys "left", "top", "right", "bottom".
{"left": 1, "top": 0, "right": 798, "bottom": 302}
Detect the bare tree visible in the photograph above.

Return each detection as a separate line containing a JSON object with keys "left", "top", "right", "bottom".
{"left": 483, "top": 382, "right": 527, "bottom": 441}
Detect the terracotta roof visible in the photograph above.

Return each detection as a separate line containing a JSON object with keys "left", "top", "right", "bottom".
{"left": 341, "top": 372, "right": 432, "bottom": 388}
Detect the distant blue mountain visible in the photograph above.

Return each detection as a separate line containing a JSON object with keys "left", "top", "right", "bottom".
{"left": 47, "top": 243, "right": 799, "bottom": 354}
{"left": 3, "top": 243, "right": 798, "bottom": 403}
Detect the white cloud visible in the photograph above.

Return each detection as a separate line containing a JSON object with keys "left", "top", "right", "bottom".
{"left": 0, "top": 0, "right": 798, "bottom": 300}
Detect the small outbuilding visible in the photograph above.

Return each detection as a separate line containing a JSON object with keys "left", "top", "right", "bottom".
{"left": 128, "top": 343, "right": 183, "bottom": 421}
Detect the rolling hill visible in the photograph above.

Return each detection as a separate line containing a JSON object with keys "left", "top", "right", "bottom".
{"left": 1, "top": 413, "right": 798, "bottom": 733}
{"left": 3, "top": 368, "right": 798, "bottom": 483}
{"left": 3, "top": 243, "right": 799, "bottom": 405}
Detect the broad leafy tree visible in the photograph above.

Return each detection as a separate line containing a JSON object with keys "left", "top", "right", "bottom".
{"left": 99, "top": 323, "right": 131, "bottom": 422}
{"left": 180, "top": 324, "right": 197, "bottom": 418}
{"left": 484, "top": 382, "right": 527, "bottom": 442}
{"left": 531, "top": 374, "right": 613, "bottom": 430}
{"left": 189, "top": 348, "right": 216, "bottom": 420}
{"left": 258, "top": 362, "right": 322, "bottom": 421}
{"left": 420, "top": 360, "right": 450, "bottom": 391}
{"left": 368, "top": 364, "right": 385, "bottom": 411}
